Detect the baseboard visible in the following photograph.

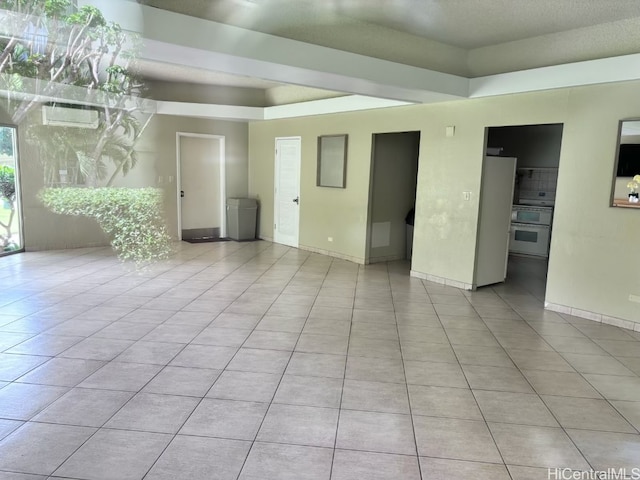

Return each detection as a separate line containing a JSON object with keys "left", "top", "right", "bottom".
{"left": 410, "top": 270, "right": 474, "bottom": 290}
{"left": 545, "top": 302, "right": 640, "bottom": 332}
{"left": 298, "top": 244, "right": 365, "bottom": 264}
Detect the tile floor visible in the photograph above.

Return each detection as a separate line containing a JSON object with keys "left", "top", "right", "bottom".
{"left": 0, "top": 241, "right": 639, "bottom": 480}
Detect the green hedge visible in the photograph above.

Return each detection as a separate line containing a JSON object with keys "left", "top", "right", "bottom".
{"left": 40, "top": 187, "right": 173, "bottom": 264}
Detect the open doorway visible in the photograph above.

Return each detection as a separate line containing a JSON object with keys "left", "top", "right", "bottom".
{"left": 176, "top": 133, "right": 226, "bottom": 241}
{"left": 0, "top": 125, "right": 22, "bottom": 255}
{"left": 366, "top": 131, "right": 420, "bottom": 264}
{"left": 482, "top": 123, "right": 564, "bottom": 299}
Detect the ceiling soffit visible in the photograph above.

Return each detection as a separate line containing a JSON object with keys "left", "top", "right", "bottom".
{"left": 138, "top": 0, "right": 640, "bottom": 77}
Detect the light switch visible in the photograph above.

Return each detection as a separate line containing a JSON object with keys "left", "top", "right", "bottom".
{"left": 463, "top": 191, "right": 471, "bottom": 201}
{"left": 446, "top": 126, "right": 455, "bottom": 137}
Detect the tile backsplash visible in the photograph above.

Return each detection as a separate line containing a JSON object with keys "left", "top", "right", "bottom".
{"left": 518, "top": 168, "right": 558, "bottom": 201}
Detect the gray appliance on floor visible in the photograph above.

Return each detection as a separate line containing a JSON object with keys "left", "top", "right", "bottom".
{"left": 226, "top": 198, "right": 258, "bottom": 241}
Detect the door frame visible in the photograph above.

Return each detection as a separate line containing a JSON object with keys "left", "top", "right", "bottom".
{"left": 273, "top": 136, "right": 301, "bottom": 247}
{"left": 0, "top": 123, "right": 24, "bottom": 256}
{"left": 175, "top": 132, "right": 226, "bottom": 241}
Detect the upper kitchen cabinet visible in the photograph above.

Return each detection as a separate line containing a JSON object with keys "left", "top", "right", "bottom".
{"left": 486, "top": 123, "right": 563, "bottom": 206}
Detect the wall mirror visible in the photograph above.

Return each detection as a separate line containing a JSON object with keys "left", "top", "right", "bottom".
{"left": 317, "top": 134, "right": 348, "bottom": 188}
{"left": 612, "top": 120, "right": 640, "bottom": 209}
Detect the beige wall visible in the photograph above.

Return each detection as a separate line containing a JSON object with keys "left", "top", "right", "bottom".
{"left": 249, "top": 81, "right": 640, "bottom": 325}
{"left": 9, "top": 110, "right": 248, "bottom": 250}
{"left": 135, "top": 115, "right": 249, "bottom": 239}
{"left": 546, "top": 82, "right": 640, "bottom": 323}
{"left": 249, "top": 114, "right": 415, "bottom": 263}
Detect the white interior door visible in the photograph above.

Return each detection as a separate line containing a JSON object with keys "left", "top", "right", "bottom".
{"left": 475, "top": 156, "right": 517, "bottom": 287}
{"left": 177, "top": 134, "right": 226, "bottom": 239}
{"left": 274, "top": 137, "right": 301, "bottom": 247}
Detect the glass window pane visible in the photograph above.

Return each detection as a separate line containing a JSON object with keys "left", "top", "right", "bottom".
{"left": 514, "top": 230, "right": 538, "bottom": 242}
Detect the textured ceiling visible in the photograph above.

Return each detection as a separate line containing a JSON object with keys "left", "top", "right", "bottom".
{"left": 139, "top": 0, "right": 640, "bottom": 49}
{"left": 132, "top": 0, "right": 640, "bottom": 103}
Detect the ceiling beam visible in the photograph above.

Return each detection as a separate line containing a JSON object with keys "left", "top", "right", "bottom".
{"left": 81, "top": 0, "right": 469, "bottom": 104}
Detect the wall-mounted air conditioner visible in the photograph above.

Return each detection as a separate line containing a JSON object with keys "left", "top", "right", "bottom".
{"left": 42, "top": 104, "right": 99, "bottom": 129}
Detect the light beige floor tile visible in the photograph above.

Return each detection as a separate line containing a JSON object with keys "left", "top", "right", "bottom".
{"left": 0, "top": 383, "right": 69, "bottom": 420}
{"left": 78, "top": 362, "right": 162, "bottom": 392}
{"left": 489, "top": 423, "right": 590, "bottom": 470}
{"left": 508, "top": 349, "right": 574, "bottom": 372}
{"left": 332, "top": 450, "right": 421, "bottom": 480}
{"left": 522, "top": 370, "right": 602, "bottom": 398}
{"left": 342, "top": 379, "right": 409, "bottom": 414}
{"left": 180, "top": 398, "right": 268, "bottom": 440}
{"left": 583, "top": 373, "right": 640, "bottom": 401}
{"left": 32, "top": 388, "right": 134, "bottom": 427}
{"left": 474, "top": 390, "right": 558, "bottom": 426}
{"left": 54, "top": 429, "right": 172, "bottom": 480}
{"left": 0, "top": 422, "right": 95, "bottom": 476}
{"left": 256, "top": 403, "right": 338, "bottom": 447}
{"left": 243, "top": 330, "right": 299, "bottom": 351}
{"left": 0, "top": 354, "right": 52, "bottom": 382}
{"left": 453, "top": 345, "right": 515, "bottom": 368}
{"left": 5, "top": 244, "right": 640, "bottom": 480}
{"left": 419, "top": 457, "right": 511, "bottom": 480}
{"left": 104, "top": 392, "right": 199, "bottom": 433}
{"left": 238, "top": 442, "right": 333, "bottom": 480}
{"left": 404, "top": 360, "right": 468, "bottom": 388}
{"left": 170, "top": 345, "right": 238, "bottom": 369}
{"left": 566, "top": 429, "right": 640, "bottom": 471}
{"left": 274, "top": 375, "right": 343, "bottom": 408}
{"left": 408, "top": 384, "right": 481, "bottom": 419}
{"left": 413, "top": 416, "right": 502, "bottom": 463}
{"left": 16, "top": 358, "right": 105, "bottom": 387}
{"left": 146, "top": 435, "right": 251, "bottom": 480}
{"left": 207, "top": 370, "right": 281, "bottom": 402}
{"left": 401, "top": 341, "right": 458, "bottom": 364}
{"left": 286, "top": 352, "right": 346, "bottom": 379}
{"left": 226, "top": 348, "right": 291, "bottom": 374}
{"left": 462, "top": 364, "right": 534, "bottom": 393}
{"left": 560, "top": 352, "right": 636, "bottom": 376}
{"left": 345, "top": 356, "right": 405, "bottom": 383}
{"left": 336, "top": 410, "right": 416, "bottom": 455}
{"left": 296, "top": 334, "right": 349, "bottom": 355}
{"left": 191, "top": 327, "right": 252, "bottom": 347}
{"left": 542, "top": 395, "right": 636, "bottom": 433}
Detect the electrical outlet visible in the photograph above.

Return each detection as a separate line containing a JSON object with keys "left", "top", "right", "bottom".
{"left": 328, "top": 237, "right": 333, "bottom": 242}
{"left": 629, "top": 294, "right": 640, "bottom": 303}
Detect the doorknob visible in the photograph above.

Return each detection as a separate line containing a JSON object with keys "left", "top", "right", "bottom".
{"left": 180, "top": 190, "right": 185, "bottom": 198}
{"left": 293, "top": 196, "right": 299, "bottom": 204}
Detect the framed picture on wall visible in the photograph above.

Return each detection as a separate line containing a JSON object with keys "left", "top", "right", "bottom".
{"left": 317, "top": 134, "right": 348, "bottom": 188}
